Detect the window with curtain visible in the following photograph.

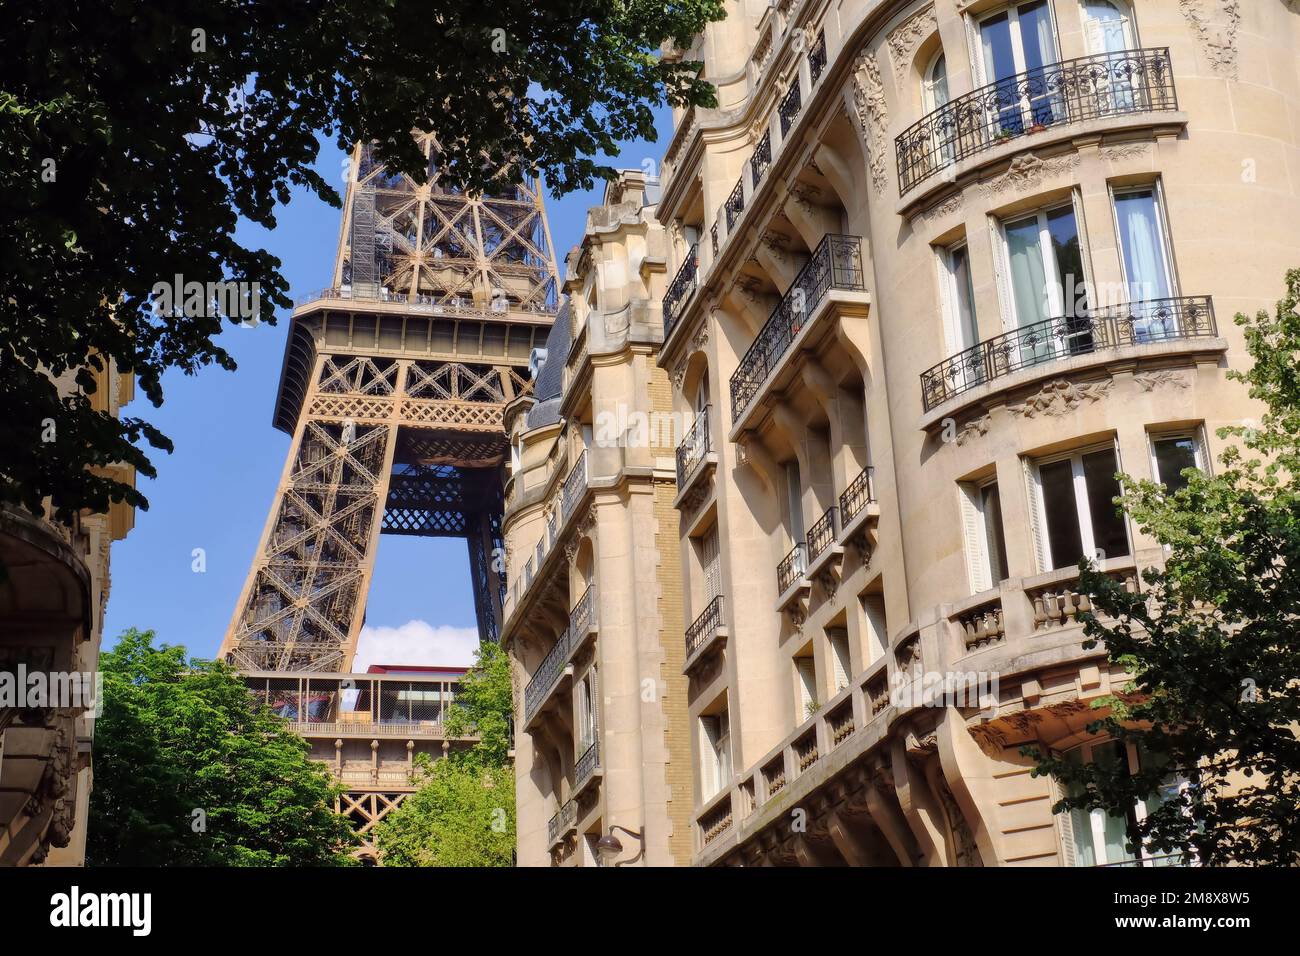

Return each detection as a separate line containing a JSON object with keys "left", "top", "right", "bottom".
{"left": 1032, "top": 444, "right": 1129, "bottom": 570}
{"left": 1114, "top": 186, "right": 1176, "bottom": 339}
{"left": 943, "top": 241, "right": 980, "bottom": 354}
{"left": 1001, "top": 202, "right": 1092, "bottom": 364}
{"left": 979, "top": 1, "right": 1061, "bottom": 133}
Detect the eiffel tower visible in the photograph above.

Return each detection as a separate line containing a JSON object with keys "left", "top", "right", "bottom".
{"left": 221, "top": 134, "right": 558, "bottom": 673}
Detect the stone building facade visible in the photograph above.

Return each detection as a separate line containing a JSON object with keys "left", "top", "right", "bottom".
{"left": 647, "top": 0, "right": 1298, "bottom": 866}
{"left": 501, "top": 171, "right": 694, "bottom": 866}
{"left": 1, "top": 360, "right": 136, "bottom": 866}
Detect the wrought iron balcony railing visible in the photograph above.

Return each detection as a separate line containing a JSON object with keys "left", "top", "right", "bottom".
{"left": 576, "top": 739, "right": 600, "bottom": 789}
{"left": 663, "top": 244, "right": 700, "bottom": 338}
{"left": 777, "top": 542, "right": 807, "bottom": 595}
{"left": 547, "top": 798, "right": 577, "bottom": 846}
{"left": 725, "top": 177, "right": 745, "bottom": 232}
{"left": 524, "top": 625, "right": 573, "bottom": 721}
{"left": 778, "top": 81, "right": 802, "bottom": 137}
{"left": 806, "top": 506, "right": 838, "bottom": 564}
{"left": 750, "top": 130, "right": 772, "bottom": 187}
{"left": 808, "top": 31, "right": 827, "bottom": 85}
{"left": 895, "top": 47, "right": 1177, "bottom": 195}
{"left": 560, "top": 449, "right": 589, "bottom": 521}
{"left": 839, "top": 466, "right": 876, "bottom": 526}
{"left": 675, "top": 405, "right": 712, "bottom": 489}
{"left": 710, "top": 222, "right": 719, "bottom": 257}
{"left": 686, "top": 594, "right": 725, "bottom": 660}
{"left": 570, "top": 584, "right": 596, "bottom": 637}
{"left": 919, "top": 295, "right": 1216, "bottom": 412}
{"left": 729, "top": 234, "right": 865, "bottom": 422}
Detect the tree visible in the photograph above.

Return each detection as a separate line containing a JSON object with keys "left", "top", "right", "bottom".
{"left": 375, "top": 641, "right": 516, "bottom": 866}
{"left": 0, "top": 0, "right": 723, "bottom": 520}
{"left": 1029, "top": 269, "right": 1300, "bottom": 867}
{"left": 88, "top": 628, "right": 355, "bottom": 866}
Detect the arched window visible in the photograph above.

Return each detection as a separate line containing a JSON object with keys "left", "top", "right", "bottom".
{"left": 1082, "top": 0, "right": 1137, "bottom": 54}
{"left": 923, "top": 51, "right": 949, "bottom": 112}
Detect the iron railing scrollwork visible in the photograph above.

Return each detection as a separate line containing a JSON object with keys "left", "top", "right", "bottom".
{"left": 561, "top": 449, "right": 588, "bottom": 521}
{"left": 779, "top": 81, "right": 802, "bottom": 137}
{"left": 675, "top": 405, "right": 712, "bottom": 489}
{"left": 710, "top": 222, "right": 719, "bottom": 257}
{"left": 750, "top": 131, "right": 772, "bottom": 187}
{"left": 524, "top": 624, "right": 573, "bottom": 721}
{"left": 777, "top": 542, "right": 807, "bottom": 595}
{"left": 576, "top": 739, "right": 600, "bottom": 788}
{"left": 808, "top": 31, "right": 827, "bottom": 85}
{"left": 806, "top": 506, "right": 838, "bottom": 564}
{"left": 919, "top": 296, "right": 1216, "bottom": 411}
{"left": 686, "top": 594, "right": 725, "bottom": 660}
{"left": 663, "top": 244, "right": 700, "bottom": 338}
{"left": 729, "top": 234, "right": 865, "bottom": 421}
{"left": 570, "top": 584, "right": 596, "bottom": 637}
{"left": 839, "top": 466, "right": 876, "bottom": 526}
{"left": 725, "top": 177, "right": 745, "bottom": 232}
{"left": 896, "top": 47, "right": 1177, "bottom": 195}
{"left": 548, "top": 798, "right": 577, "bottom": 845}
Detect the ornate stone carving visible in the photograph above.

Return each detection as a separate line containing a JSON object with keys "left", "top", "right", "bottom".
{"left": 1101, "top": 142, "right": 1152, "bottom": 163}
{"left": 1134, "top": 368, "right": 1193, "bottom": 391}
{"left": 937, "top": 778, "right": 984, "bottom": 867}
{"left": 787, "top": 182, "right": 822, "bottom": 217}
{"left": 979, "top": 152, "right": 1081, "bottom": 197}
{"left": 955, "top": 414, "right": 990, "bottom": 446}
{"left": 888, "top": 5, "right": 938, "bottom": 85}
{"left": 917, "top": 191, "right": 963, "bottom": 227}
{"left": 851, "top": 49, "right": 890, "bottom": 196}
{"left": 1007, "top": 378, "right": 1114, "bottom": 418}
{"left": 1180, "top": 0, "right": 1241, "bottom": 79}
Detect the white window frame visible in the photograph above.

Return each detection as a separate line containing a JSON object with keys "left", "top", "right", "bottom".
{"left": 1148, "top": 427, "right": 1209, "bottom": 487}
{"left": 1109, "top": 180, "right": 1179, "bottom": 306}
{"left": 923, "top": 49, "right": 949, "bottom": 112}
{"left": 1079, "top": 0, "right": 1139, "bottom": 54}
{"left": 960, "top": 476, "right": 1008, "bottom": 594}
{"left": 937, "top": 239, "right": 981, "bottom": 354}
{"left": 1028, "top": 440, "right": 1132, "bottom": 571}
{"left": 995, "top": 198, "right": 1088, "bottom": 332}
{"left": 699, "top": 708, "right": 731, "bottom": 800}
{"left": 971, "top": 1, "right": 1063, "bottom": 86}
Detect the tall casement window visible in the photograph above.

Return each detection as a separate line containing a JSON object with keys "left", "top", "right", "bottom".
{"left": 997, "top": 199, "right": 1092, "bottom": 364}
{"left": 699, "top": 707, "right": 731, "bottom": 800}
{"left": 976, "top": 1, "right": 1061, "bottom": 132}
{"left": 940, "top": 240, "right": 981, "bottom": 355}
{"left": 575, "top": 669, "right": 598, "bottom": 751}
{"left": 1028, "top": 442, "right": 1130, "bottom": 570}
{"left": 923, "top": 50, "right": 955, "bottom": 165}
{"left": 795, "top": 654, "right": 817, "bottom": 718}
{"left": 784, "top": 460, "right": 805, "bottom": 549}
{"left": 1150, "top": 430, "right": 1207, "bottom": 494}
{"left": 828, "top": 629, "right": 852, "bottom": 693}
{"left": 1057, "top": 740, "right": 1188, "bottom": 867}
{"left": 1112, "top": 184, "right": 1178, "bottom": 338}
{"left": 1082, "top": 0, "right": 1137, "bottom": 54}
{"left": 961, "top": 478, "right": 1010, "bottom": 592}
{"left": 700, "top": 525, "right": 722, "bottom": 606}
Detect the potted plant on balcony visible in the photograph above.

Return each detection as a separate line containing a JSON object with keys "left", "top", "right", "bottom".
{"left": 994, "top": 127, "right": 1016, "bottom": 144}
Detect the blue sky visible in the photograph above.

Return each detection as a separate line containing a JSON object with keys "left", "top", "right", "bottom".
{"left": 103, "top": 110, "right": 671, "bottom": 667}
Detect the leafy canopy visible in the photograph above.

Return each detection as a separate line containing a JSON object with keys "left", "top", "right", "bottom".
{"left": 0, "top": 0, "right": 723, "bottom": 519}
{"left": 88, "top": 628, "right": 355, "bottom": 866}
{"left": 1029, "top": 269, "right": 1300, "bottom": 867}
{"left": 375, "top": 640, "right": 516, "bottom": 866}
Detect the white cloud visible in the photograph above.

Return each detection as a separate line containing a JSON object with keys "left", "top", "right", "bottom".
{"left": 352, "top": 620, "right": 479, "bottom": 672}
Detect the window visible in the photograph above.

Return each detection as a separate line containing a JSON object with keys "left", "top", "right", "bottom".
{"left": 1059, "top": 739, "right": 1188, "bottom": 867}
{"left": 940, "top": 241, "right": 981, "bottom": 354}
{"left": 962, "top": 479, "right": 1010, "bottom": 592}
{"left": 700, "top": 708, "right": 731, "bottom": 799}
{"left": 862, "top": 593, "right": 889, "bottom": 663}
{"left": 828, "top": 630, "right": 851, "bottom": 693}
{"left": 795, "top": 655, "right": 817, "bottom": 718}
{"left": 1082, "top": 0, "right": 1137, "bottom": 54}
{"left": 700, "top": 525, "right": 721, "bottom": 605}
{"left": 1112, "top": 184, "right": 1178, "bottom": 337}
{"left": 785, "top": 461, "right": 805, "bottom": 546}
{"left": 999, "top": 200, "right": 1092, "bottom": 363}
{"left": 922, "top": 51, "right": 955, "bottom": 167}
{"left": 978, "top": 1, "right": 1061, "bottom": 133}
{"left": 1030, "top": 444, "right": 1130, "bottom": 570}
{"left": 575, "top": 669, "right": 598, "bottom": 750}
{"left": 1151, "top": 431, "right": 1205, "bottom": 494}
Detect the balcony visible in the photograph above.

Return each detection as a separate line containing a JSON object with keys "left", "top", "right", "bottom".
{"left": 749, "top": 130, "right": 772, "bottom": 188}
{"left": 684, "top": 594, "right": 727, "bottom": 675}
{"left": 724, "top": 177, "right": 745, "bottom": 232}
{"left": 805, "top": 505, "right": 838, "bottom": 566}
{"left": 920, "top": 296, "right": 1217, "bottom": 413}
{"left": 776, "top": 541, "right": 807, "bottom": 605}
{"left": 663, "top": 244, "right": 700, "bottom": 339}
{"left": 778, "top": 80, "right": 802, "bottom": 138}
{"left": 560, "top": 449, "right": 589, "bottom": 522}
{"left": 838, "top": 466, "right": 876, "bottom": 533}
{"left": 896, "top": 47, "right": 1177, "bottom": 196}
{"left": 522, "top": 585, "right": 597, "bottom": 727}
{"left": 547, "top": 797, "right": 577, "bottom": 850}
{"left": 675, "top": 405, "right": 715, "bottom": 501}
{"left": 808, "top": 30, "right": 827, "bottom": 86}
{"left": 729, "top": 234, "right": 866, "bottom": 423}
{"left": 575, "top": 738, "right": 601, "bottom": 795}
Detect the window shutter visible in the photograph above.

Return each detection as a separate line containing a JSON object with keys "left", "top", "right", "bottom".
{"left": 1071, "top": 188, "right": 1096, "bottom": 313}
{"left": 829, "top": 631, "right": 850, "bottom": 691}
{"left": 1050, "top": 774, "right": 1079, "bottom": 867}
{"left": 1024, "top": 459, "right": 1051, "bottom": 572}
{"left": 936, "top": 250, "right": 959, "bottom": 354}
{"left": 965, "top": 14, "right": 984, "bottom": 85}
{"left": 989, "top": 218, "right": 1015, "bottom": 333}
{"left": 702, "top": 527, "right": 721, "bottom": 603}
{"left": 960, "top": 484, "right": 991, "bottom": 594}
{"left": 797, "top": 658, "right": 816, "bottom": 714}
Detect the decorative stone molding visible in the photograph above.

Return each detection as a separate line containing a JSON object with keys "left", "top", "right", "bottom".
{"left": 979, "top": 152, "right": 1081, "bottom": 197}
{"left": 887, "top": 5, "right": 938, "bottom": 85}
{"left": 1134, "top": 368, "right": 1193, "bottom": 391}
{"left": 851, "top": 49, "right": 890, "bottom": 196}
{"left": 1179, "top": 0, "right": 1242, "bottom": 79}
{"left": 1101, "top": 142, "right": 1152, "bottom": 163}
{"left": 787, "top": 182, "right": 823, "bottom": 217}
{"left": 937, "top": 778, "right": 984, "bottom": 867}
{"left": 1007, "top": 378, "right": 1114, "bottom": 418}
{"left": 917, "top": 191, "right": 963, "bottom": 227}
{"left": 955, "top": 414, "right": 991, "bottom": 446}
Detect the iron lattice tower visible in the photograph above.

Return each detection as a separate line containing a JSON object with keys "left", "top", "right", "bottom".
{"left": 221, "top": 134, "right": 558, "bottom": 672}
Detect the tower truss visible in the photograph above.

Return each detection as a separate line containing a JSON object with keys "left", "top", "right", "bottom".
{"left": 221, "top": 136, "right": 558, "bottom": 673}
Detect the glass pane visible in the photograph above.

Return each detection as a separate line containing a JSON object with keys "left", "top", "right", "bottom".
{"left": 930, "top": 53, "right": 949, "bottom": 107}
{"left": 1082, "top": 449, "right": 1129, "bottom": 560}
{"left": 981, "top": 12, "right": 1016, "bottom": 83}
{"left": 1018, "top": 1, "right": 1056, "bottom": 72}
{"left": 1040, "top": 459, "right": 1084, "bottom": 569}
{"left": 1063, "top": 749, "right": 1097, "bottom": 866}
{"left": 1046, "top": 205, "right": 1087, "bottom": 318}
{"left": 1006, "top": 215, "right": 1051, "bottom": 333}
{"left": 1115, "top": 189, "right": 1172, "bottom": 338}
{"left": 1084, "top": 1, "right": 1130, "bottom": 53}
{"left": 951, "top": 245, "right": 979, "bottom": 348}
{"left": 1092, "top": 741, "right": 1139, "bottom": 864}
{"left": 981, "top": 482, "right": 1010, "bottom": 583}
{"left": 1154, "top": 436, "right": 1198, "bottom": 492}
